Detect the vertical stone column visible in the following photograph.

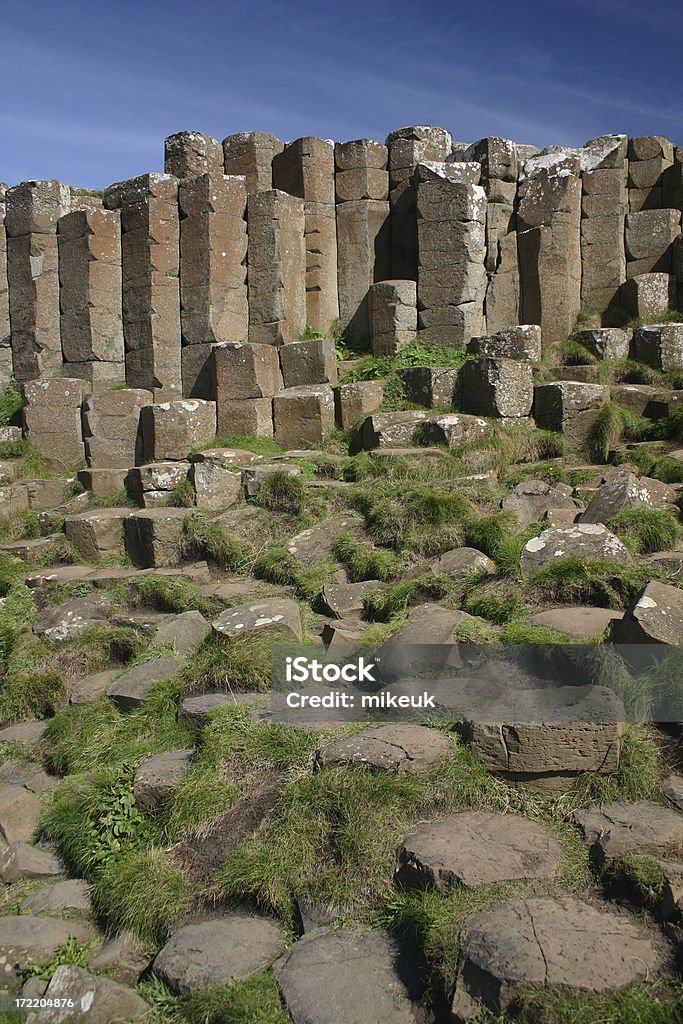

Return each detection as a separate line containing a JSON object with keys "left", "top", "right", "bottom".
{"left": 628, "top": 136, "right": 674, "bottom": 211}
{"left": 0, "top": 185, "right": 11, "bottom": 387}
{"left": 334, "top": 139, "right": 390, "bottom": 347}
{"left": 517, "top": 151, "right": 582, "bottom": 344}
{"left": 22, "top": 377, "right": 87, "bottom": 470}
{"left": 386, "top": 125, "right": 452, "bottom": 280}
{"left": 5, "top": 180, "right": 71, "bottom": 381}
{"left": 273, "top": 137, "right": 339, "bottom": 335}
{"left": 580, "top": 135, "right": 628, "bottom": 313}
{"left": 178, "top": 173, "right": 248, "bottom": 397}
{"left": 223, "top": 132, "right": 284, "bottom": 194}
{"left": 106, "top": 174, "right": 182, "bottom": 397}
{"left": 465, "top": 137, "right": 520, "bottom": 333}
{"left": 58, "top": 207, "right": 125, "bottom": 388}
{"left": 415, "top": 163, "right": 487, "bottom": 346}
{"left": 247, "top": 190, "right": 305, "bottom": 345}
{"left": 164, "top": 131, "right": 225, "bottom": 179}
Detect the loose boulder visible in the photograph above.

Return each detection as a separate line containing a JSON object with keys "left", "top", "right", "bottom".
{"left": 213, "top": 598, "right": 302, "bottom": 641}
{"left": 520, "top": 523, "right": 631, "bottom": 576}
{"left": 611, "top": 581, "right": 683, "bottom": 644}
{"left": 318, "top": 724, "right": 453, "bottom": 773}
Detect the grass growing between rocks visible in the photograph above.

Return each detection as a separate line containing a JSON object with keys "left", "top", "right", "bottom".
{"left": 364, "top": 573, "right": 454, "bottom": 621}
{"left": 602, "top": 853, "right": 667, "bottom": 911}
{"left": 210, "top": 435, "right": 284, "bottom": 458}
{"left": 140, "top": 972, "right": 290, "bottom": 1024}
{"left": 119, "top": 573, "right": 210, "bottom": 616}
{"left": 337, "top": 339, "right": 469, "bottom": 412}
{"left": 524, "top": 556, "right": 660, "bottom": 609}
{"left": 252, "top": 544, "right": 336, "bottom": 602}
{"left": 332, "top": 532, "right": 402, "bottom": 581}
{"left": 511, "top": 978, "right": 683, "bottom": 1024}
{"left": 608, "top": 507, "right": 682, "bottom": 555}
{"left": 179, "top": 511, "right": 252, "bottom": 570}
{"left": 585, "top": 403, "right": 659, "bottom": 463}
{"left": 181, "top": 632, "right": 278, "bottom": 694}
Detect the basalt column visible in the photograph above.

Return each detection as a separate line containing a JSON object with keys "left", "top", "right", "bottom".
{"left": 466, "top": 137, "right": 521, "bottom": 333}
{"left": 416, "top": 163, "right": 487, "bottom": 345}
{"left": 273, "top": 137, "right": 339, "bottom": 335}
{"left": 223, "top": 132, "right": 284, "bottom": 194}
{"left": 517, "top": 151, "right": 582, "bottom": 344}
{"left": 334, "top": 139, "right": 391, "bottom": 346}
{"left": 386, "top": 125, "right": 452, "bottom": 280}
{"left": 178, "top": 173, "right": 248, "bottom": 397}
{"left": 247, "top": 190, "right": 306, "bottom": 345}
{"left": 5, "top": 179, "right": 71, "bottom": 381}
{"left": 164, "top": 131, "right": 225, "bottom": 179}
{"left": 58, "top": 207, "right": 125, "bottom": 388}
{"left": 580, "top": 135, "right": 628, "bottom": 313}
{"left": 0, "top": 185, "right": 11, "bottom": 387}
{"left": 105, "top": 174, "right": 182, "bottom": 397}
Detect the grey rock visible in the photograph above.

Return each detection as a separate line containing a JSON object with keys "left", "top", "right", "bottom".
{"left": 574, "top": 801, "right": 683, "bottom": 862}
{"left": 318, "top": 724, "right": 453, "bottom": 774}
{"left": 26, "top": 964, "right": 148, "bottom": 1023}
{"left": 106, "top": 657, "right": 183, "bottom": 711}
{"left": 0, "top": 916, "right": 92, "bottom": 990}
{"left": 133, "top": 748, "right": 194, "bottom": 811}
{"left": 213, "top": 598, "right": 302, "bottom": 641}
{"left": 520, "top": 524, "right": 631, "bottom": 576}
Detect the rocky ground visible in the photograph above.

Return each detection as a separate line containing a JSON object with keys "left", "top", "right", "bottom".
{"left": 2, "top": 328, "right": 683, "bottom": 1023}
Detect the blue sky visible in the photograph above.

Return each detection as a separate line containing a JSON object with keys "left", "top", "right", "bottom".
{"left": 1, "top": 0, "right": 681, "bottom": 190}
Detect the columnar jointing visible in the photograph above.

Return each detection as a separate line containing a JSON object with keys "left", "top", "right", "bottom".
{"left": 0, "top": 184, "right": 11, "bottom": 386}
{"left": 223, "top": 132, "right": 284, "bottom": 194}
{"left": 5, "top": 180, "right": 71, "bottom": 381}
{"left": 273, "top": 137, "right": 339, "bottom": 336}
{"left": 334, "top": 139, "right": 391, "bottom": 346}
{"left": 105, "top": 173, "right": 182, "bottom": 398}
{"left": 247, "top": 189, "right": 306, "bottom": 346}
{"left": 580, "top": 135, "right": 628, "bottom": 314}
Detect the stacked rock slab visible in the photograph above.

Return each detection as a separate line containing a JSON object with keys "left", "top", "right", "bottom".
{"left": 628, "top": 135, "right": 674, "bottom": 211}
{"left": 386, "top": 125, "right": 451, "bottom": 280}
{"left": 212, "top": 341, "right": 281, "bottom": 437}
{"left": 534, "top": 381, "right": 610, "bottom": 445}
{"left": 222, "top": 132, "right": 284, "bottom": 194}
{"left": 247, "top": 190, "right": 305, "bottom": 344}
{"left": 178, "top": 173, "right": 248, "bottom": 397}
{"left": 273, "top": 137, "right": 339, "bottom": 335}
{"left": 580, "top": 135, "right": 628, "bottom": 312}
{"left": 57, "top": 207, "right": 124, "bottom": 387}
{"left": 621, "top": 271, "right": 678, "bottom": 319}
{"left": 625, "top": 207, "right": 681, "bottom": 278}
{"left": 140, "top": 399, "right": 216, "bottom": 462}
{"left": 335, "top": 140, "right": 391, "bottom": 346}
{"left": 0, "top": 184, "right": 11, "bottom": 387}
{"left": 164, "top": 131, "right": 224, "bottom": 180}
{"left": 82, "top": 388, "right": 152, "bottom": 469}
{"left": 466, "top": 137, "right": 521, "bottom": 333}
{"left": 22, "top": 378, "right": 87, "bottom": 470}
{"left": 5, "top": 180, "right": 70, "bottom": 380}
{"left": 105, "top": 174, "right": 181, "bottom": 397}
{"left": 416, "top": 163, "right": 487, "bottom": 345}
{"left": 368, "top": 280, "right": 417, "bottom": 355}
{"left": 518, "top": 150, "right": 582, "bottom": 343}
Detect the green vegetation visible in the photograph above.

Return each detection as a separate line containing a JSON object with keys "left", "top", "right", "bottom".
{"left": 0, "top": 380, "right": 22, "bottom": 427}
{"left": 338, "top": 339, "right": 469, "bottom": 411}
{"left": 123, "top": 573, "right": 208, "bottom": 615}
{"left": 253, "top": 544, "right": 334, "bottom": 602}
{"left": 167, "top": 478, "right": 196, "bottom": 508}
{"left": 255, "top": 470, "right": 305, "bottom": 517}
{"left": 586, "top": 403, "right": 657, "bottom": 463}
{"left": 513, "top": 978, "right": 683, "bottom": 1024}
{"left": 23, "top": 937, "right": 92, "bottom": 981}
{"left": 526, "top": 556, "right": 657, "bottom": 609}
{"left": 332, "top": 531, "right": 401, "bottom": 581}
{"left": 602, "top": 853, "right": 667, "bottom": 911}
{"left": 364, "top": 572, "right": 453, "bottom": 620}
{"left": 211, "top": 434, "right": 284, "bottom": 457}
{"left": 608, "top": 507, "right": 681, "bottom": 555}
{"left": 180, "top": 511, "right": 252, "bottom": 570}
{"left": 181, "top": 633, "right": 278, "bottom": 694}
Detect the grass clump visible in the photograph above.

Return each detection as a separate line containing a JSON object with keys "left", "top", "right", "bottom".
{"left": 527, "top": 556, "right": 655, "bottom": 609}
{"left": 462, "top": 588, "right": 527, "bottom": 625}
{"left": 0, "top": 380, "right": 22, "bottom": 426}
{"left": 180, "top": 511, "right": 252, "bottom": 570}
{"left": 350, "top": 485, "right": 472, "bottom": 554}
{"left": 332, "top": 532, "right": 401, "bottom": 581}
{"left": 514, "top": 978, "right": 683, "bottom": 1024}
{"left": 559, "top": 338, "right": 598, "bottom": 365}
{"left": 564, "top": 726, "right": 660, "bottom": 807}
{"left": 586, "top": 403, "right": 658, "bottom": 463}
{"left": 22, "top": 937, "right": 92, "bottom": 981}
{"left": 179, "top": 973, "right": 290, "bottom": 1024}
{"left": 182, "top": 633, "right": 277, "bottom": 695}
{"left": 608, "top": 507, "right": 681, "bottom": 555}
{"left": 364, "top": 573, "right": 453, "bottom": 621}
{"left": 167, "top": 478, "right": 196, "bottom": 508}
{"left": 602, "top": 853, "right": 667, "bottom": 910}
{"left": 255, "top": 470, "right": 305, "bottom": 517}
{"left": 0, "top": 509, "right": 41, "bottom": 543}
{"left": 212, "top": 434, "right": 284, "bottom": 458}
{"left": 253, "top": 544, "right": 334, "bottom": 602}
{"left": 650, "top": 456, "right": 683, "bottom": 484}
{"left": 125, "top": 573, "right": 207, "bottom": 614}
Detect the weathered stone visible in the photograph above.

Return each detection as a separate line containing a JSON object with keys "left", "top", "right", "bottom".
{"left": 521, "top": 523, "right": 631, "bottom": 575}
{"left": 368, "top": 279, "right": 417, "bottom": 356}
{"left": 154, "top": 915, "right": 285, "bottom": 994}
{"left": 320, "top": 580, "right": 379, "bottom": 619}
{"left": 34, "top": 592, "right": 112, "bottom": 643}
{"left": 119, "top": 174, "right": 182, "bottom": 397}
{"left": 582, "top": 471, "right": 678, "bottom": 524}
{"left": 417, "top": 412, "right": 494, "bottom": 448}
{"left": 106, "top": 657, "right": 183, "bottom": 711}
{"left": 0, "top": 917, "right": 92, "bottom": 990}
{"left": 21, "top": 377, "right": 86, "bottom": 470}
{"left": 124, "top": 508, "right": 189, "bottom": 568}
{"left": 318, "top": 724, "right": 453, "bottom": 773}
{"left": 216, "top": 397, "right": 274, "bottom": 438}
{"left": 574, "top": 801, "right": 683, "bottom": 861}
{"left": 573, "top": 328, "right": 632, "bottom": 361}
{"left": 189, "top": 460, "right": 241, "bottom": 510}
{"left": 396, "top": 811, "right": 562, "bottom": 891}
{"left": 416, "top": 172, "right": 487, "bottom": 345}
{"left": 179, "top": 173, "right": 248, "bottom": 347}
{"left": 64, "top": 508, "right": 131, "bottom": 560}
{"left": 0, "top": 842, "right": 62, "bottom": 884}
{"left": 279, "top": 337, "right": 337, "bottom": 389}
{"left": 484, "top": 230, "right": 520, "bottom": 334}
{"left": 77, "top": 468, "right": 129, "bottom": 499}
{"left": 141, "top": 399, "right": 216, "bottom": 462}
{"left": 286, "top": 515, "right": 360, "bottom": 567}
{"left": 69, "top": 668, "right": 119, "bottom": 705}
{"left": 133, "top": 748, "right": 194, "bottom": 811}
{"left": 533, "top": 381, "right": 610, "bottom": 444}
{"left": 396, "top": 366, "right": 459, "bottom": 408}
{"left": 620, "top": 273, "right": 677, "bottom": 319}
{"left": 633, "top": 322, "right": 683, "bottom": 371}
{"left": 0, "top": 784, "right": 41, "bottom": 843}
{"left": 275, "top": 927, "right": 420, "bottom": 1024}
{"left": 191, "top": 446, "right": 261, "bottom": 468}
{"left": 27, "top": 965, "right": 148, "bottom": 1024}
{"left": 611, "top": 581, "right": 683, "bottom": 644}
{"left": 501, "top": 479, "right": 577, "bottom": 529}
{"left": 335, "top": 138, "right": 389, "bottom": 202}
{"left": 663, "top": 774, "right": 683, "bottom": 811}
{"left": 126, "top": 461, "right": 190, "bottom": 506}
{"left": 580, "top": 136, "right": 628, "bottom": 310}
{"left": 213, "top": 598, "right": 302, "bottom": 641}
{"left": 359, "top": 410, "right": 429, "bottom": 449}
{"left": 458, "top": 358, "right": 533, "bottom": 418}
{"left": 0, "top": 720, "right": 47, "bottom": 747}
{"left": 625, "top": 209, "right": 680, "bottom": 274}
{"left": 164, "top": 131, "right": 224, "bottom": 179}
{"left": 467, "top": 324, "right": 541, "bottom": 362}
{"left": 333, "top": 380, "right": 384, "bottom": 430}
{"left": 222, "top": 132, "right": 284, "bottom": 194}
{"left": 4, "top": 179, "right": 71, "bottom": 238}
{"left": 527, "top": 607, "right": 619, "bottom": 640}
{"left": 20, "top": 879, "right": 91, "bottom": 917}
{"left": 82, "top": 388, "right": 152, "bottom": 469}
{"left": 247, "top": 190, "right": 305, "bottom": 344}
{"left": 153, "top": 610, "right": 211, "bottom": 656}
{"left": 89, "top": 931, "right": 151, "bottom": 985}
{"left": 241, "top": 463, "right": 301, "bottom": 499}
{"left": 430, "top": 547, "right": 495, "bottom": 580}
{"left": 451, "top": 896, "right": 662, "bottom": 1021}
{"left": 178, "top": 691, "right": 268, "bottom": 730}
{"left": 336, "top": 199, "right": 391, "bottom": 346}
{"left": 181, "top": 341, "right": 216, "bottom": 400}
{"left": 273, "top": 385, "right": 335, "bottom": 448}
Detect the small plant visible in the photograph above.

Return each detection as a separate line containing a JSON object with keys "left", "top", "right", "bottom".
{"left": 23, "top": 937, "right": 92, "bottom": 981}
{"left": 602, "top": 853, "right": 666, "bottom": 910}
{"left": 0, "top": 380, "right": 22, "bottom": 427}
{"left": 167, "top": 478, "right": 196, "bottom": 508}
{"left": 559, "top": 338, "right": 598, "bottom": 366}
{"left": 180, "top": 512, "right": 252, "bottom": 570}
{"left": 0, "top": 509, "right": 41, "bottom": 543}
{"left": 332, "top": 532, "right": 401, "bottom": 582}
{"left": 299, "top": 324, "right": 327, "bottom": 341}
{"left": 255, "top": 471, "right": 305, "bottom": 517}
{"left": 364, "top": 572, "right": 452, "bottom": 620}
{"left": 608, "top": 507, "right": 681, "bottom": 555}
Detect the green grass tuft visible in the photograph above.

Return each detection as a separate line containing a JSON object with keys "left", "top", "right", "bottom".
{"left": 255, "top": 470, "right": 305, "bottom": 517}
{"left": 364, "top": 573, "right": 453, "bottom": 621}
{"left": 332, "top": 532, "right": 402, "bottom": 582}
{"left": 180, "top": 511, "right": 252, "bottom": 570}
{"left": 608, "top": 507, "right": 681, "bottom": 555}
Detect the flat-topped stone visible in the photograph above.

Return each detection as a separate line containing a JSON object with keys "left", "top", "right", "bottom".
{"left": 318, "top": 724, "right": 453, "bottom": 773}
{"left": 33, "top": 592, "right": 112, "bottom": 643}
{"left": 213, "top": 598, "right": 302, "bottom": 641}
{"left": 611, "top": 581, "right": 683, "bottom": 644}
{"left": 520, "top": 523, "right": 631, "bottom": 575}
{"left": 133, "top": 748, "right": 194, "bottom": 811}
{"left": 27, "top": 964, "right": 149, "bottom": 1023}
{"left": 178, "top": 692, "right": 269, "bottom": 730}
{"left": 106, "top": 657, "right": 183, "bottom": 711}
{"left": 0, "top": 842, "right": 62, "bottom": 883}
{"left": 527, "top": 606, "right": 619, "bottom": 640}
{"left": 0, "top": 916, "right": 93, "bottom": 990}
{"left": 574, "top": 801, "right": 683, "bottom": 862}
